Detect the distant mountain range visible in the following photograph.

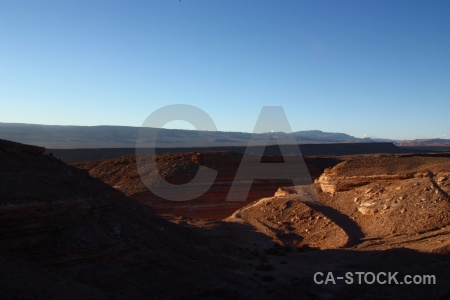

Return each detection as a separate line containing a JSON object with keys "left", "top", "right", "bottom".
{"left": 0, "top": 122, "right": 448, "bottom": 150}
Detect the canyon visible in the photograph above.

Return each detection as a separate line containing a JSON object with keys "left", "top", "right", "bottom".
{"left": 1, "top": 139, "right": 450, "bottom": 299}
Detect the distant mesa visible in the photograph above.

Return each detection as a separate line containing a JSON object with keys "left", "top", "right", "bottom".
{"left": 0, "top": 122, "right": 396, "bottom": 149}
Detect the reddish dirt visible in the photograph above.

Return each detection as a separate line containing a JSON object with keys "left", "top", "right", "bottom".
{"left": 228, "top": 194, "right": 350, "bottom": 249}
{"left": 72, "top": 152, "right": 304, "bottom": 219}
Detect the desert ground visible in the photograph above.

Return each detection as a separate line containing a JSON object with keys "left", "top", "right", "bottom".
{"left": 1, "top": 139, "right": 449, "bottom": 299}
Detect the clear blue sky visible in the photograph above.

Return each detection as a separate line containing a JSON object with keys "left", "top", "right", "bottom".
{"left": 1, "top": 0, "right": 449, "bottom": 139}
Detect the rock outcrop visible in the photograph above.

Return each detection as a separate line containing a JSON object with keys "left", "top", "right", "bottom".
{"left": 317, "top": 172, "right": 415, "bottom": 193}
{"left": 316, "top": 154, "right": 450, "bottom": 194}
{"left": 228, "top": 186, "right": 350, "bottom": 249}
{"left": 314, "top": 154, "right": 450, "bottom": 238}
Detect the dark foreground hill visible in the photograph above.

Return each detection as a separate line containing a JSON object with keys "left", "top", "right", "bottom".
{"left": 0, "top": 139, "right": 261, "bottom": 299}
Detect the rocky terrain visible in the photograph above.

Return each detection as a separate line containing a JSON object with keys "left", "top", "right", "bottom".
{"left": 231, "top": 153, "right": 450, "bottom": 251}
{"left": 316, "top": 154, "right": 450, "bottom": 237}
{"left": 1, "top": 139, "right": 450, "bottom": 299}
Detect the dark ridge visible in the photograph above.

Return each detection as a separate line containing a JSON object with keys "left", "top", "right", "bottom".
{"left": 398, "top": 146, "right": 450, "bottom": 152}
{"left": 47, "top": 142, "right": 416, "bottom": 162}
